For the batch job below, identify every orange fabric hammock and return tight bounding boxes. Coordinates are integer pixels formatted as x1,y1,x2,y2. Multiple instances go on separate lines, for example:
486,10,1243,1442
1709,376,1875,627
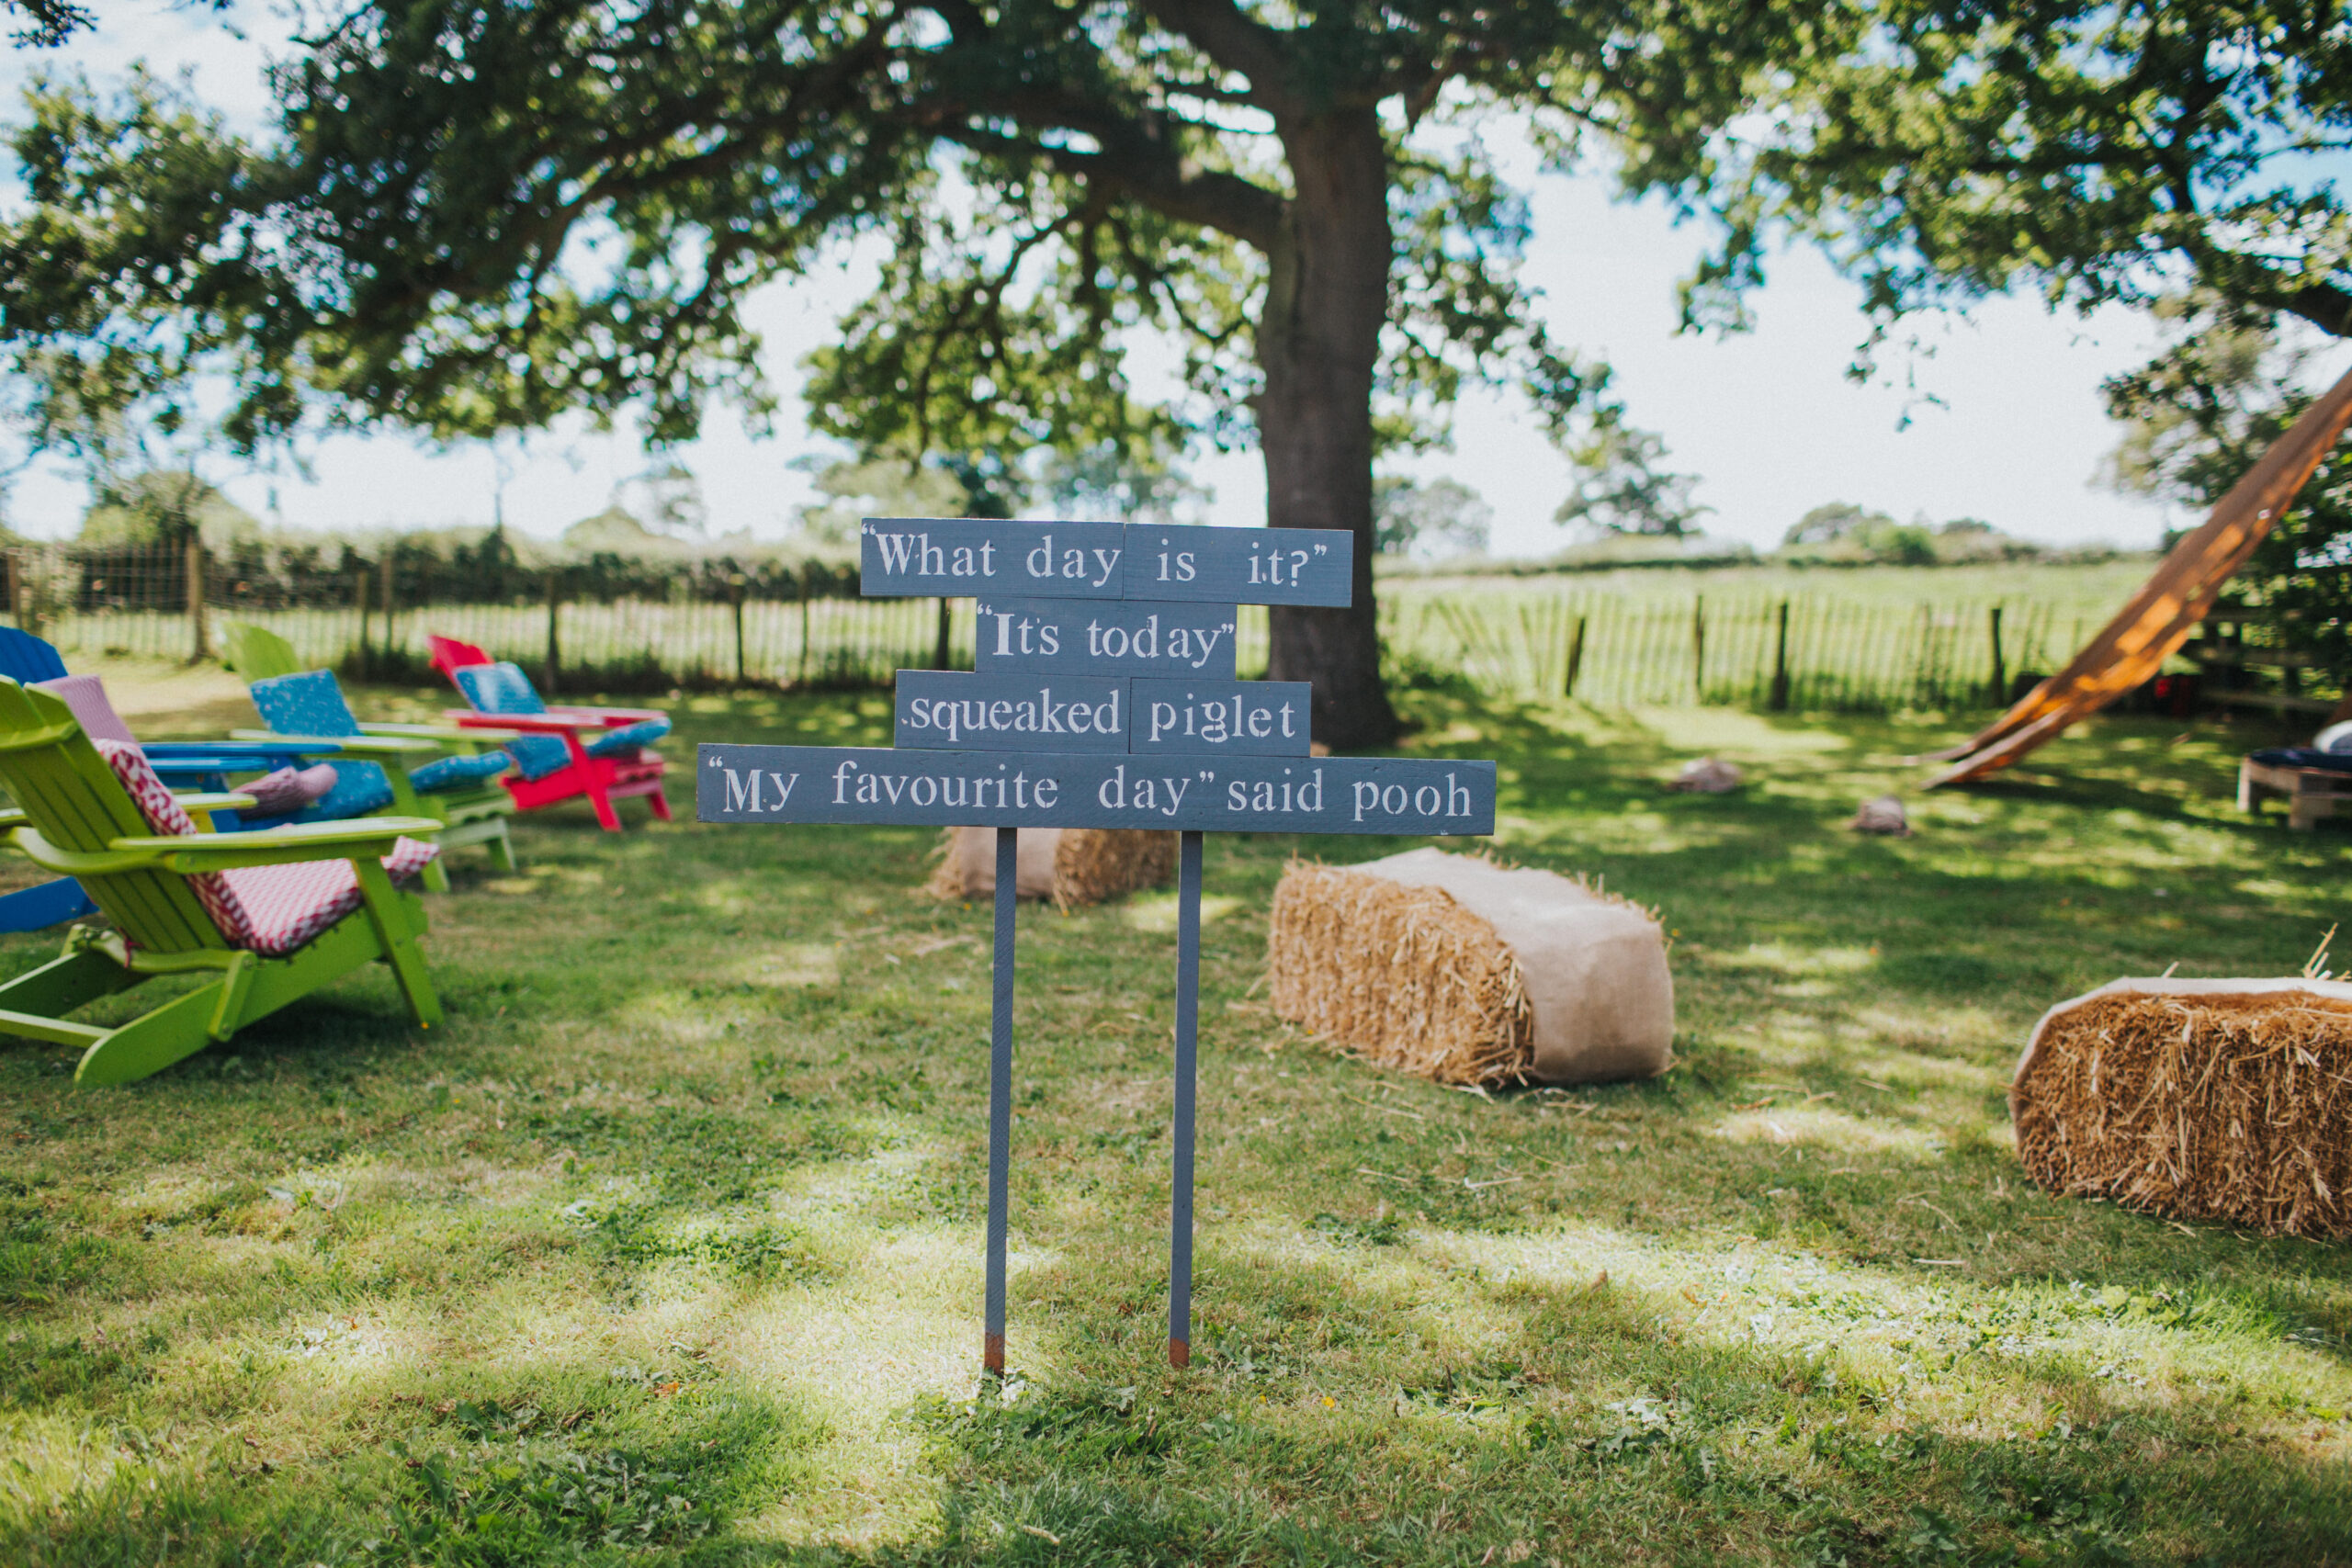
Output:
1928,361,2352,787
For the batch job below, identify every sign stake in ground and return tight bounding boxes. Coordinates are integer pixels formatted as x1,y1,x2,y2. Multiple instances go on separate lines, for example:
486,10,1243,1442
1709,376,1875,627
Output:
1169,829,1204,1367
701,518,1494,1373
986,826,1017,1374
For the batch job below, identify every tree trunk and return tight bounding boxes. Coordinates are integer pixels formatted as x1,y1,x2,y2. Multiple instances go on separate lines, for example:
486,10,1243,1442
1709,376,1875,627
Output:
1257,107,1399,750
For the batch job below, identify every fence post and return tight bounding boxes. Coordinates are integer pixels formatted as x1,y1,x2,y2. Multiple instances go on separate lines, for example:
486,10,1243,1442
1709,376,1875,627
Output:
544,569,563,695
1987,605,2006,705
1563,614,1587,700
730,577,748,685
1770,600,1791,711
1691,595,1706,702
186,541,208,663
798,570,813,686
378,553,396,672
933,596,953,671
354,569,371,680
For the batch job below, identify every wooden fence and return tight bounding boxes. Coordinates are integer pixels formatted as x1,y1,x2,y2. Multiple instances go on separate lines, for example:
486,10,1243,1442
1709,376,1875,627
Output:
2,542,2173,713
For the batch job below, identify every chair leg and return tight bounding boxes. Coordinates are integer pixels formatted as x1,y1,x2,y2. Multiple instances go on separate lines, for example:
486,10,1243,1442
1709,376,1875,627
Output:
0,946,134,1020
484,818,518,872
75,984,223,1087
586,779,623,832
646,782,673,822
353,860,443,1028
418,854,452,894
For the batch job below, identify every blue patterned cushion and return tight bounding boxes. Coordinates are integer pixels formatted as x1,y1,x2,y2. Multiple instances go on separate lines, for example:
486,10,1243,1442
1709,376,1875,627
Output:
304,761,397,819
250,671,362,738
410,750,513,793
584,717,670,757
453,662,548,716
504,734,573,781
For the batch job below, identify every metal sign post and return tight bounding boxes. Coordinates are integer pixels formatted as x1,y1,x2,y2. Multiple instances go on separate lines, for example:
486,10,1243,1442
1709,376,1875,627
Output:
1167,830,1204,1366
702,517,1494,1375
985,825,1017,1375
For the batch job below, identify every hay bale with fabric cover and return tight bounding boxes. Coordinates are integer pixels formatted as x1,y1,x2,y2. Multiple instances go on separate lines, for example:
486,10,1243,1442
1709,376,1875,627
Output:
2011,977,2352,1238
1267,848,1674,1087
924,826,1175,908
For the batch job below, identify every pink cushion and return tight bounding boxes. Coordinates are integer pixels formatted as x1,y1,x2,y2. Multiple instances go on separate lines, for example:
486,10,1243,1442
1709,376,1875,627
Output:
93,739,438,956
30,674,139,743
241,763,339,815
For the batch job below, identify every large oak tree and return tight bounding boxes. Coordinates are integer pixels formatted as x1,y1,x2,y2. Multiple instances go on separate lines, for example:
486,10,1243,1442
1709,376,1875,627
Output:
0,0,1830,746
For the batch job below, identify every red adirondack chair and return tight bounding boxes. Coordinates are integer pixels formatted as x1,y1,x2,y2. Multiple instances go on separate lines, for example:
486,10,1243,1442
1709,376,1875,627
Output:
426,637,673,831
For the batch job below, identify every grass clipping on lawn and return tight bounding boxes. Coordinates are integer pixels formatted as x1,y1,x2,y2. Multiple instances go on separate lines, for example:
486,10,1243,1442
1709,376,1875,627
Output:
924,826,1176,910
2011,979,2352,1238
1267,860,1534,1087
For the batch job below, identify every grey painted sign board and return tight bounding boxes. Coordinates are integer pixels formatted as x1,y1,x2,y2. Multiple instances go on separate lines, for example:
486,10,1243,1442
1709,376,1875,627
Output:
895,671,1130,754
892,671,1316,757
1128,678,1311,756
861,519,1351,607
972,598,1238,677
1119,525,1350,606
699,745,1495,836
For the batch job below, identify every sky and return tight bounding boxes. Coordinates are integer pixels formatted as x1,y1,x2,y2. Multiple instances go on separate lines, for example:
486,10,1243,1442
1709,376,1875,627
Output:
0,2,2218,556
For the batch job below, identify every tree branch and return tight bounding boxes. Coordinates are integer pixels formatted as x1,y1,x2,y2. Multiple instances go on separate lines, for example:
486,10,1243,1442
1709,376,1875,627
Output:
1136,0,1295,112
940,122,1283,251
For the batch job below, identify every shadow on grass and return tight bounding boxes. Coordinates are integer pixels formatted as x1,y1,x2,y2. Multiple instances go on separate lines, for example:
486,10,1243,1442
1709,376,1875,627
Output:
7,683,2352,1565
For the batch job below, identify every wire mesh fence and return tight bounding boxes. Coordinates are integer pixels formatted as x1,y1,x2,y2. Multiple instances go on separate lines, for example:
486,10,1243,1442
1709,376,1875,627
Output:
1370,589,2086,712
1,540,2149,713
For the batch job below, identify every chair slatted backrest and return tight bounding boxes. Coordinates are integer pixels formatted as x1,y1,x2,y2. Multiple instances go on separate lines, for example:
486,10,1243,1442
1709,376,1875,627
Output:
249,671,363,739
451,662,548,717
429,636,493,681
220,623,305,681
0,628,69,685
0,682,228,953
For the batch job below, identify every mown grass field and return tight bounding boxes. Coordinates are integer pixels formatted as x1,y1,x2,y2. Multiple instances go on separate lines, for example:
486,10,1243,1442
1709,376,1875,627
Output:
2,666,2349,1565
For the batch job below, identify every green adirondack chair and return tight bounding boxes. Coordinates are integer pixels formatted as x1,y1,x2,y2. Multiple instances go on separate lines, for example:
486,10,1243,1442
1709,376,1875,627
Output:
220,622,307,681
0,679,446,1086
220,621,522,886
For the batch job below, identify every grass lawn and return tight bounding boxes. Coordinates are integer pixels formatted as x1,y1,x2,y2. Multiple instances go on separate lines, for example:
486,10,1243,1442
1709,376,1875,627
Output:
3,668,2350,1565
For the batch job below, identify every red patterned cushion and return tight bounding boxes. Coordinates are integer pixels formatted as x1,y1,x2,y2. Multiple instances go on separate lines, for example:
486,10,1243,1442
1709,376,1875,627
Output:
93,739,438,956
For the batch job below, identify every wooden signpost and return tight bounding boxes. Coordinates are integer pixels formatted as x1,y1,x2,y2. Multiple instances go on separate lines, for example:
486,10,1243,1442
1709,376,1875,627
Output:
701,519,1495,1372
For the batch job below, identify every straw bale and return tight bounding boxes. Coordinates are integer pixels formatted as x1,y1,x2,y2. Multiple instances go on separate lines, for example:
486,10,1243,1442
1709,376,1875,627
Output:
1051,828,1178,911
1267,861,1534,1086
923,825,1175,908
2011,977,2352,1238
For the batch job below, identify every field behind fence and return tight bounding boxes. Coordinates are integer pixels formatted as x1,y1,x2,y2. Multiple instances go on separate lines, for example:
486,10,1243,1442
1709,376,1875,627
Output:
2,543,2176,712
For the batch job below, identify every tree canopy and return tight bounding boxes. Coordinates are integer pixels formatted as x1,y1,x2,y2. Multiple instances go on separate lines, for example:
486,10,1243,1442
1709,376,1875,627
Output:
0,0,1825,744
14,0,2346,739
1670,0,2352,345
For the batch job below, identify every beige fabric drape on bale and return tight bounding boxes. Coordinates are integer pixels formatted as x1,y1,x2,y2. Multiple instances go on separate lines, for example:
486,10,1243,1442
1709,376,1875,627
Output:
1928,361,2352,788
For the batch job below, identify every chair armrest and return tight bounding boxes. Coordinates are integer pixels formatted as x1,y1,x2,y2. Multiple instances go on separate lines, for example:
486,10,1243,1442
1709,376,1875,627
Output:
443,710,596,735
148,754,312,777
170,791,260,832
169,792,260,814
357,721,526,743
547,705,666,728
142,739,345,758
231,729,442,755
0,794,257,838
107,816,444,872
